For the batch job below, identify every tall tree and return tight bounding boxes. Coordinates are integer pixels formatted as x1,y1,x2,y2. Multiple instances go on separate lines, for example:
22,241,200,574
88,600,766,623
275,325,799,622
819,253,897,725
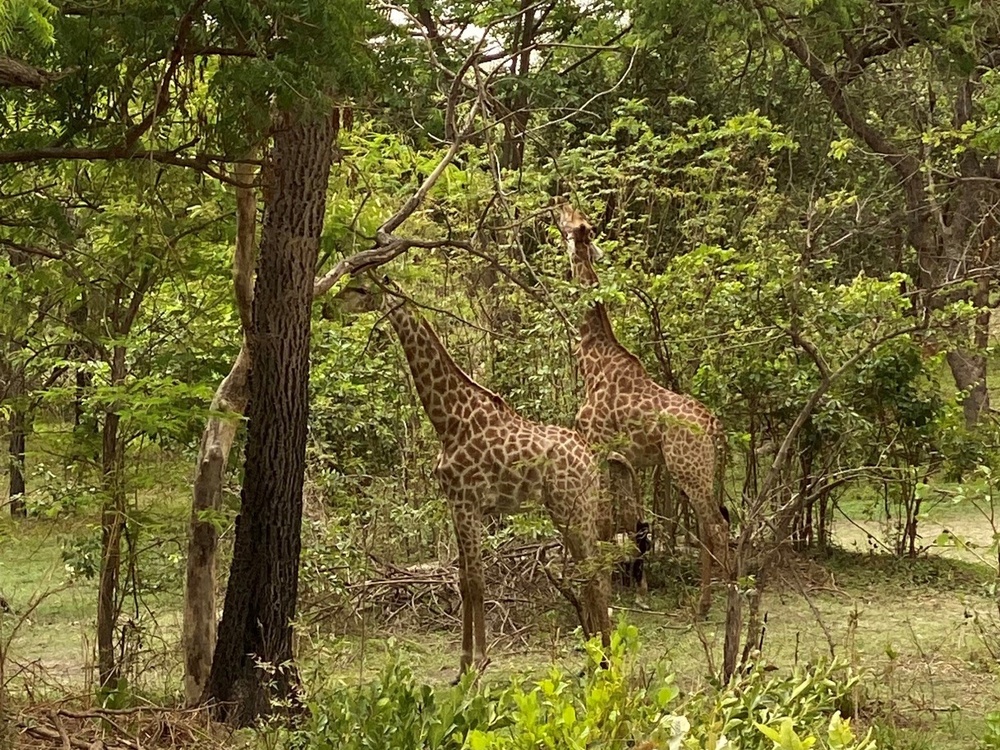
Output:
201,109,338,723
740,0,1000,425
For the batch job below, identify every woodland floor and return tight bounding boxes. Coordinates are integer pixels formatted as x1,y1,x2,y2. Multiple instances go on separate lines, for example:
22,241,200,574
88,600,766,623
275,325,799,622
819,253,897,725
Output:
1,443,999,749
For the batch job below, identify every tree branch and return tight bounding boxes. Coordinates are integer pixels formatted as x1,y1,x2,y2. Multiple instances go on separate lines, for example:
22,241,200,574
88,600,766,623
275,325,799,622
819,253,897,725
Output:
121,0,208,151
755,321,928,507
0,57,73,89
0,238,63,260
312,237,471,298
753,1,921,182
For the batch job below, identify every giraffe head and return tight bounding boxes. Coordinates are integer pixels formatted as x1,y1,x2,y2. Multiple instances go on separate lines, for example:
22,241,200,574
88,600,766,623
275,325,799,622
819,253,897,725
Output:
555,200,602,261
554,199,602,286
327,273,402,318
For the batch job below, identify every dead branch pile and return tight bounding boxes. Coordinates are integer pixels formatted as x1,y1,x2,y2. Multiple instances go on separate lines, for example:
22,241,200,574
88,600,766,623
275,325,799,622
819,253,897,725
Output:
302,540,580,640
9,704,226,750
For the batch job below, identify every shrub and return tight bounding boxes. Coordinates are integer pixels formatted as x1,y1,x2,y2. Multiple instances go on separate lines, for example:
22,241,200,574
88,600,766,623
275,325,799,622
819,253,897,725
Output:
265,623,877,750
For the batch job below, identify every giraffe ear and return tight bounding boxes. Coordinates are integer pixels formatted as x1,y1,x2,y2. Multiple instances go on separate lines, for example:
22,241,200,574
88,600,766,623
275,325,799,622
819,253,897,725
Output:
590,241,603,262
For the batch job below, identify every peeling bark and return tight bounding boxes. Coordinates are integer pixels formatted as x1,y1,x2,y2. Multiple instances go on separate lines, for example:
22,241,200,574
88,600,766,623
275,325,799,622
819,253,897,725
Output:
182,160,257,705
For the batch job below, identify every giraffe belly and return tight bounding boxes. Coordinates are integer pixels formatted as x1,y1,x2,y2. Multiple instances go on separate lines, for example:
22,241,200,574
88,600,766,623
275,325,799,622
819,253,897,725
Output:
484,473,539,516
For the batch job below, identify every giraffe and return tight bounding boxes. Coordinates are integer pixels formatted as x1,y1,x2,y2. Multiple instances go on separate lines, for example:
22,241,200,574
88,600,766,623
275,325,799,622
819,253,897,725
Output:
333,274,612,677
555,201,730,616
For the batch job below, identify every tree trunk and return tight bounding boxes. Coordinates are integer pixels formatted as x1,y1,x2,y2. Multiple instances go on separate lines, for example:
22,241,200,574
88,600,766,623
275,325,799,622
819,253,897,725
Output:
70,292,95,431
183,160,257,705
939,240,992,427
202,110,336,725
7,349,26,518
7,247,28,518
946,346,989,428
97,344,126,688
8,408,26,518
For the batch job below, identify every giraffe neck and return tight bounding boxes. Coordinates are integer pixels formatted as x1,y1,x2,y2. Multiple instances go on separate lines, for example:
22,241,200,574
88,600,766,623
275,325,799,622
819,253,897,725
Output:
385,300,507,438
571,244,628,360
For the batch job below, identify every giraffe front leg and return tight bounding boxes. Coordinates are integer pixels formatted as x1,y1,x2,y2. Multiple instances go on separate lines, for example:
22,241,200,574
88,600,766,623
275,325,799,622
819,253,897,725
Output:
609,455,648,605
451,497,489,680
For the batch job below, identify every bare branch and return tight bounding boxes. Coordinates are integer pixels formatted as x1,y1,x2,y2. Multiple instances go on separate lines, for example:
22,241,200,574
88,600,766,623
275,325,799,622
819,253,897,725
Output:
313,237,471,298
0,57,73,89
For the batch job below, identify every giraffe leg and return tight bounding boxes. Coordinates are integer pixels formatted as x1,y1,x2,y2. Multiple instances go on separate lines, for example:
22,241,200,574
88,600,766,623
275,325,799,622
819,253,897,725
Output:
449,495,488,679
456,544,474,674
609,455,647,601
470,554,489,672
545,494,612,667
670,455,728,619
698,540,713,618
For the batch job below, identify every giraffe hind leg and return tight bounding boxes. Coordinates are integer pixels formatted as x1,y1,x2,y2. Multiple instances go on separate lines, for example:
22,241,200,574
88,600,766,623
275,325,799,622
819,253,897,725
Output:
544,495,612,666
608,455,647,598
670,468,726,618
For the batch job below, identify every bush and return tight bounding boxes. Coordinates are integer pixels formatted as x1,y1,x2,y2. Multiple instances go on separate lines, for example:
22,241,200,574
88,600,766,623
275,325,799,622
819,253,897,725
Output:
264,624,877,750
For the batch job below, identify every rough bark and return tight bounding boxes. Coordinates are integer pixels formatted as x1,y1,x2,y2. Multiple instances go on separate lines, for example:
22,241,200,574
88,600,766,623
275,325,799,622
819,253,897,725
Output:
185,110,471,707
182,160,257,705
202,111,336,725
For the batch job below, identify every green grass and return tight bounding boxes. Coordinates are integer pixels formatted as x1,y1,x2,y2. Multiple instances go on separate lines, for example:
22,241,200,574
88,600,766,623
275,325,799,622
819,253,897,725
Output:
2,428,1000,747
1,424,196,698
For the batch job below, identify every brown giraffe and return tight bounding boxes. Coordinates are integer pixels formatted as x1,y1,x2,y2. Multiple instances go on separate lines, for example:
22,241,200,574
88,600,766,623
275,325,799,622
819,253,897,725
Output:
333,274,612,677
556,201,730,616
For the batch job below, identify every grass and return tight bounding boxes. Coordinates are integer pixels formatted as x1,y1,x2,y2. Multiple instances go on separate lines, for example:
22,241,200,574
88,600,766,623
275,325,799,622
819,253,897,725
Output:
2,433,1000,748
1,423,196,699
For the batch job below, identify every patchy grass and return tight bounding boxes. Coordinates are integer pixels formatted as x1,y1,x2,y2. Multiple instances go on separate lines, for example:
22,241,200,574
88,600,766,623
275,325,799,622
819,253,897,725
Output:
2,434,1000,747
0,428,197,699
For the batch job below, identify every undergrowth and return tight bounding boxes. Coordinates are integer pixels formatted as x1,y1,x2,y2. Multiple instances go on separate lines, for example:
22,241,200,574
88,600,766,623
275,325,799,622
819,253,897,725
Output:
261,623,876,750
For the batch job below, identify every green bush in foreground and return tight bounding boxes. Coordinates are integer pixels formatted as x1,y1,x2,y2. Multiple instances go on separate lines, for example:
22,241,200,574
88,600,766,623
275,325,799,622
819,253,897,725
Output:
270,624,875,750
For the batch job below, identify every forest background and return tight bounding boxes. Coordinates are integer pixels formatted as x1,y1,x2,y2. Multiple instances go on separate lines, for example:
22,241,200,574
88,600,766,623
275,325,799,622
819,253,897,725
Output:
2,0,1000,748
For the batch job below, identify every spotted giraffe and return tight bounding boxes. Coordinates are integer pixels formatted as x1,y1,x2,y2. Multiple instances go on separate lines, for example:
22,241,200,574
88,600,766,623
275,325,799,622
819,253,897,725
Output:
556,201,730,616
333,274,612,677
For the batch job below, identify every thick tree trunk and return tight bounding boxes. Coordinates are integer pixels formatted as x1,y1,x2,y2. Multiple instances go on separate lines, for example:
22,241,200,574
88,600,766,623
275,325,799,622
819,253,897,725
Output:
97,344,126,688
202,111,336,725
947,349,990,426
183,160,257,705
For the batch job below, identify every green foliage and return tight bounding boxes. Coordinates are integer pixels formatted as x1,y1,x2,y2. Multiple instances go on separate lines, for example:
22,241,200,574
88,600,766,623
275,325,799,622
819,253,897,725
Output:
265,624,877,750
279,653,507,750
981,711,1000,749
0,0,55,52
